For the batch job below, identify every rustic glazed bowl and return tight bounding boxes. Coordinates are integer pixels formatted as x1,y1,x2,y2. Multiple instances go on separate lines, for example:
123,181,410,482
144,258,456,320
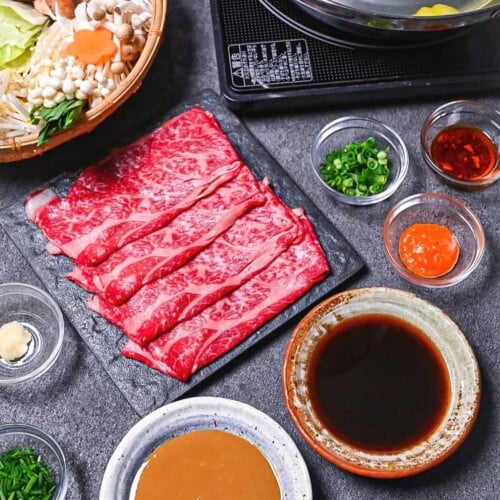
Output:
100,397,312,500
282,287,481,478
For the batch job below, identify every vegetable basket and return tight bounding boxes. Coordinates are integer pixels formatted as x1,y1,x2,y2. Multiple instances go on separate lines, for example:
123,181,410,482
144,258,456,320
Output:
0,0,167,163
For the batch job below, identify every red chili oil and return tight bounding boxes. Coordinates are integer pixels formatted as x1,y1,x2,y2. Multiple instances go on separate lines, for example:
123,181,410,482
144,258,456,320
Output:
431,124,498,181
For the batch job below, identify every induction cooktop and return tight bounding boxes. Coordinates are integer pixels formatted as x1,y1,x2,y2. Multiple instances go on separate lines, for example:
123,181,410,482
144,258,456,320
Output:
209,0,500,110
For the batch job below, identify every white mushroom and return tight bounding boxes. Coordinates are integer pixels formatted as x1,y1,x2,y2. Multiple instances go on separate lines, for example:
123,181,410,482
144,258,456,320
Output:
75,89,88,100
30,88,42,99
91,96,103,107
88,2,106,21
116,23,134,42
110,61,125,74
79,80,94,94
115,1,142,15
103,0,116,14
106,78,116,90
62,79,76,94
134,34,146,50
42,87,57,98
50,67,66,80
139,11,151,23
121,43,137,62
103,20,118,33
131,13,141,29
54,91,66,103
43,97,56,108
74,2,94,31
71,66,85,80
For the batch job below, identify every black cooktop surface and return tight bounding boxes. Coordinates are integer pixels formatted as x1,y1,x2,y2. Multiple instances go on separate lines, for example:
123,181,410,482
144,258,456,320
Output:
210,0,500,110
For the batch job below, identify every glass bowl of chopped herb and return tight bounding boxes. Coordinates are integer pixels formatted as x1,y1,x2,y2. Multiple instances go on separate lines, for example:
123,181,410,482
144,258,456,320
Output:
311,117,409,205
0,423,68,499
0,283,64,385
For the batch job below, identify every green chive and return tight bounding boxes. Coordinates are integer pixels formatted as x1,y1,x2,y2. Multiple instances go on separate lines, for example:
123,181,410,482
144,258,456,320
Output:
0,447,56,499
319,137,392,198
29,98,87,147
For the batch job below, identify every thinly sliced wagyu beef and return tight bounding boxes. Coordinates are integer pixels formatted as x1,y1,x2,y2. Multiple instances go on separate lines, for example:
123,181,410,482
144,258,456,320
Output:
25,104,331,384
67,166,266,305
88,184,303,346
123,216,330,381
25,107,242,266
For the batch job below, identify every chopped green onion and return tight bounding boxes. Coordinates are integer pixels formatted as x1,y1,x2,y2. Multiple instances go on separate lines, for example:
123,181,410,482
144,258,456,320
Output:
0,447,56,499
319,137,391,198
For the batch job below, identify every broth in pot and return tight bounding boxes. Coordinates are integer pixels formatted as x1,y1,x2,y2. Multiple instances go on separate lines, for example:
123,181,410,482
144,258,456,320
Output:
287,0,499,38
328,0,492,16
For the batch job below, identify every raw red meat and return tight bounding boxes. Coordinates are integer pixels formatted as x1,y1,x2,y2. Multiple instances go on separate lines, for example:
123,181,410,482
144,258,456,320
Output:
122,216,330,381
88,184,303,346
25,107,242,266
67,165,266,305
122,341,180,379
64,107,237,199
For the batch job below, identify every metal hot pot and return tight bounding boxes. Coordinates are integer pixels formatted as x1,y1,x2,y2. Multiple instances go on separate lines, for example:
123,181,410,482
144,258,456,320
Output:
288,0,500,40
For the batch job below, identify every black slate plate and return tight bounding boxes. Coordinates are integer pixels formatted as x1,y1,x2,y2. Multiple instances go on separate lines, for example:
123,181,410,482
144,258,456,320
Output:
0,89,363,416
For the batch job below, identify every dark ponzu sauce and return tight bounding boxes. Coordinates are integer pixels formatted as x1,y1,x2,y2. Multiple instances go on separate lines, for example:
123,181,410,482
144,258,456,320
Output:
431,124,497,181
307,314,451,453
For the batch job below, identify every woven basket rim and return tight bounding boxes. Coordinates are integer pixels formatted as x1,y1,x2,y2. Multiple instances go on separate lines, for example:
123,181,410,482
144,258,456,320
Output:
0,0,167,163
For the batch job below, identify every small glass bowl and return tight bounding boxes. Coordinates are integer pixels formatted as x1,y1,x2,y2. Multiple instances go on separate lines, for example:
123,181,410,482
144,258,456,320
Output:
421,100,500,189
383,193,485,287
311,116,409,206
0,283,64,385
0,423,68,499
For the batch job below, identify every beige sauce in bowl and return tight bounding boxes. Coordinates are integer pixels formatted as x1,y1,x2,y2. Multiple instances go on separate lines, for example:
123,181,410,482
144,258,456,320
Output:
134,429,281,500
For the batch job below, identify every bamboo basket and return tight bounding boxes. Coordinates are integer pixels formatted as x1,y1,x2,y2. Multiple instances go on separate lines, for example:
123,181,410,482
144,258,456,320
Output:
0,0,167,163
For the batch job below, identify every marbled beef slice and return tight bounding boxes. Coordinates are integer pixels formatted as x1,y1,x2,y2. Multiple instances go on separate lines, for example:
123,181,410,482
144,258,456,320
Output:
123,216,330,381
25,107,242,266
89,183,303,346
67,165,266,305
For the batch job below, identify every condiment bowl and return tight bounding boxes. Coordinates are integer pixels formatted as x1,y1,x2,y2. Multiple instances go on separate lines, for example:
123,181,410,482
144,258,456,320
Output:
421,100,500,189
0,423,68,499
101,397,312,500
0,283,64,385
383,193,485,287
311,116,409,206
282,287,480,478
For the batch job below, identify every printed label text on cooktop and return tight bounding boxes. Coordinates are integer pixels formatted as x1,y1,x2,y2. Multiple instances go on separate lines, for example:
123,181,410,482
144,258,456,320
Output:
228,39,313,88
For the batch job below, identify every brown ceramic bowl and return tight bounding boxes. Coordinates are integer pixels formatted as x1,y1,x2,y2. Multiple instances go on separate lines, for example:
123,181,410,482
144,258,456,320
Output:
282,287,481,478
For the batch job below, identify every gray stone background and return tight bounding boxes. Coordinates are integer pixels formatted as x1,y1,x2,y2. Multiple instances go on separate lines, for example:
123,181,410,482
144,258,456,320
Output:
0,1,498,499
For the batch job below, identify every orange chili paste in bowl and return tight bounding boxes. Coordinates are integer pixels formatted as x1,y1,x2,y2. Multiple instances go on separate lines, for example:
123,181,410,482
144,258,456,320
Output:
398,223,460,278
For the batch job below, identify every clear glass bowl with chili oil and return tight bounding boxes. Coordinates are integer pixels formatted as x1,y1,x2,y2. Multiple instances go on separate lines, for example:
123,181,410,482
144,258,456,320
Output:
421,100,500,189
383,193,485,287
311,116,409,205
